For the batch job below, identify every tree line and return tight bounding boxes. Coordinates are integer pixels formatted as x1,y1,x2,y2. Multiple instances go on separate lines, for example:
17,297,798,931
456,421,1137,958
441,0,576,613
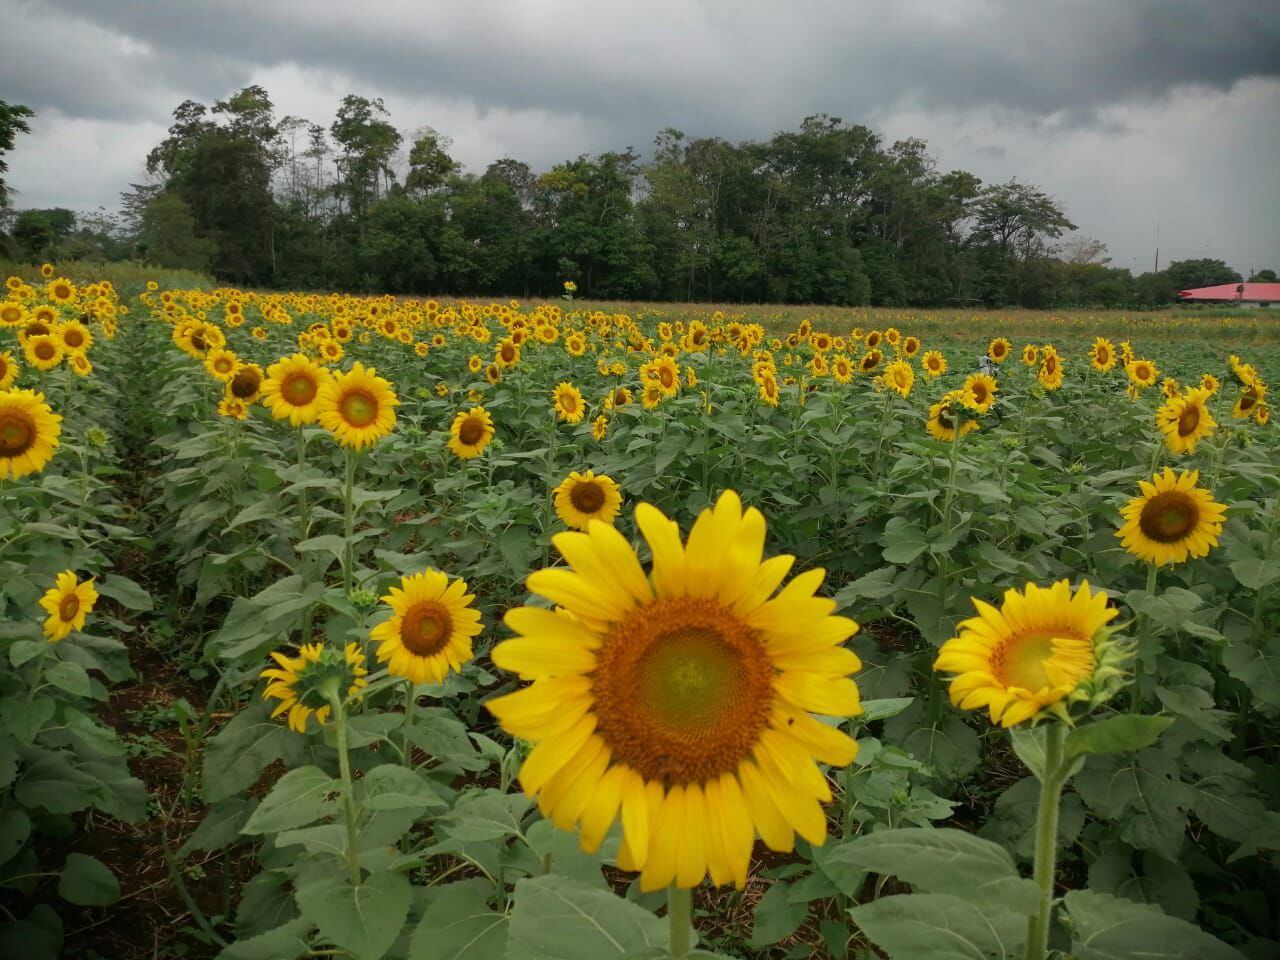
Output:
0,89,1269,306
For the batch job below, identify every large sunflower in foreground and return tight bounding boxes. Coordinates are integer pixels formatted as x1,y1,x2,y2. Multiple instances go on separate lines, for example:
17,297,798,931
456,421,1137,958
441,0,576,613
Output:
934,580,1117,727
1117,467,1226,566
0,388,62,479
554,470,622,531
318,362,399,450
1156,387,1215,455
261,642,369,733
261,353,332,426
371,569,481,685
448,406,495,459
39,570,98,642
487,491,862,892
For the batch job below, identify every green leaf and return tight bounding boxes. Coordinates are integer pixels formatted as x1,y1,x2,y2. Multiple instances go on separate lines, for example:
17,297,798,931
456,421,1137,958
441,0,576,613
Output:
440,790,531,843
408,880,508,959
1066,716,1174,760
58,853,120,906
0,808,31,866
1062,890,1246,960
506,874,667,959
44,660,92,698
1009,727,1047,779
824,828,1036,911
849,892,1027,959
9,640,44,667
857,698,915,723
216,917,313,960
203,705,296,803
96,574,154,612
295,870,411,960
749,881,808,949
881,518,929,564
180,798,259,857
359,763,444,813
242,765,339,835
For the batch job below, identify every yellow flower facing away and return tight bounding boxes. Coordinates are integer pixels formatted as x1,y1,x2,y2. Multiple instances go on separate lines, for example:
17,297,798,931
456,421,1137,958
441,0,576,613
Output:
487,490,862,892
0,388,62,479
1117,467,1227,566
448,406,495,460
318,361,399,450
261,353,332,427
1156,387,1216,455
552,381,586,424
261,642,369,734
554,470,622,531
371,570,482,685
39,570,98,642
934,580,1118,727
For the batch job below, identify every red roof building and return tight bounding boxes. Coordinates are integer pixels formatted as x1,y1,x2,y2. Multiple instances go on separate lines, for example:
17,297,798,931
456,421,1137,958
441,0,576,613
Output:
1179,282,1280,306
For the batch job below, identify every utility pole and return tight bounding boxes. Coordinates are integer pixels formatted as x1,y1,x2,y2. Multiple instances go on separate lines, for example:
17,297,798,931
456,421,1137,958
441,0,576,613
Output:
1153,221,1160,273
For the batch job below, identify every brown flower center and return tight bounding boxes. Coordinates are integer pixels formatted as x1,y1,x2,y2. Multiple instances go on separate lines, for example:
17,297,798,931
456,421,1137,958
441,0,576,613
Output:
568,480,606,514
339,389,377,426
591,597,773,787
0,413,35,456
283,372,318,405
400,601,452,656
1177,404,1201,437
1138,491,1197,544
230,368,262,399
458,417,485,446
59,594,80,622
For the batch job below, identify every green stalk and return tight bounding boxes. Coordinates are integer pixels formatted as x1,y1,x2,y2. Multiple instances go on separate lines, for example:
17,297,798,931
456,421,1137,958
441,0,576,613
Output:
1024,723,1066,960
342,448,357,597
328,690,363,887
401,679,417,762
1131,563,1158,712
667,886,693,957
296,428,311,538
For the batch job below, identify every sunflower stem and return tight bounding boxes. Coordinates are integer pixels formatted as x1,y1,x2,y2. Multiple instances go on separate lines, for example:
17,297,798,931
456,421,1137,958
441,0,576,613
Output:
1131,563,1158,712
328,691,363,887
667,885,694,957
296,428,311,538
342,448,357,598
401,679,417,762
1024,723,1066,960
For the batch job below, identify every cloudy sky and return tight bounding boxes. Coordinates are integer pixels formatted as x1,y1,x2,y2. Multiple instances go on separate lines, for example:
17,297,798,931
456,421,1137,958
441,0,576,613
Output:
4,0,1279,274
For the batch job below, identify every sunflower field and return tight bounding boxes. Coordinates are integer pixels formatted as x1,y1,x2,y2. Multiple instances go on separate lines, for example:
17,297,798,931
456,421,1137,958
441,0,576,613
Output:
1,266,1278,960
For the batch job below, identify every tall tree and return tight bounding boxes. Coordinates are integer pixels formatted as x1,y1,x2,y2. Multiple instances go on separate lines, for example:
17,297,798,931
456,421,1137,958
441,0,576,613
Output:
330,95,402,222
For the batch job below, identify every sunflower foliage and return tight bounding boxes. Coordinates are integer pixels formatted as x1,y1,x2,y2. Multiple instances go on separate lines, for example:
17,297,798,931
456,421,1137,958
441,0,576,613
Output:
0,273,154,955
4,277,1280,959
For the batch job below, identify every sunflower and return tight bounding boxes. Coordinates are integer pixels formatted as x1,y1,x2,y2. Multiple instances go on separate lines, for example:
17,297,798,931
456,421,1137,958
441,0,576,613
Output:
757,374,780,406
554,470,623,531
831,355,853,384
933,580,1117,727
204,348,240,382
0,389,61,479
1022,344,1038,367
553,382,586,423
496,338,520,368
218,395,248,420
644,357,681,397
1039,351,1064,391
1088,337,1116,372
987,338,1011,364
0,300,27,328
565,332,587,357
1117,468,1227,566
592,414,610,441
1160,377,1180,400
921,351,947,378
962,373,998,413
0,350,18,390
40,263,55,279
222,363,263,405
880,360,914,398
1126,359,1158,389
487,491,861,891
24,335,64,372
1200,373,1220,395
448,406,495,459
261,642,369,733
1233,382,1267,420
46,278,76,305
319,340,344,365
39,570,98,642
1257,403,1271,426
1156,388,1215,454
371,570,481,685
859,349,882,373
927,391,980,443
319,362,399,450
57,320,93,355
901,335,921,358
69,354,92,378
262,353,331,426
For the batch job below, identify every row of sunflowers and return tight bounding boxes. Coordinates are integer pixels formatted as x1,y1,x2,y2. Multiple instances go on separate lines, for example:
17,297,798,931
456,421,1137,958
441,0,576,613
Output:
1,270,1277,959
